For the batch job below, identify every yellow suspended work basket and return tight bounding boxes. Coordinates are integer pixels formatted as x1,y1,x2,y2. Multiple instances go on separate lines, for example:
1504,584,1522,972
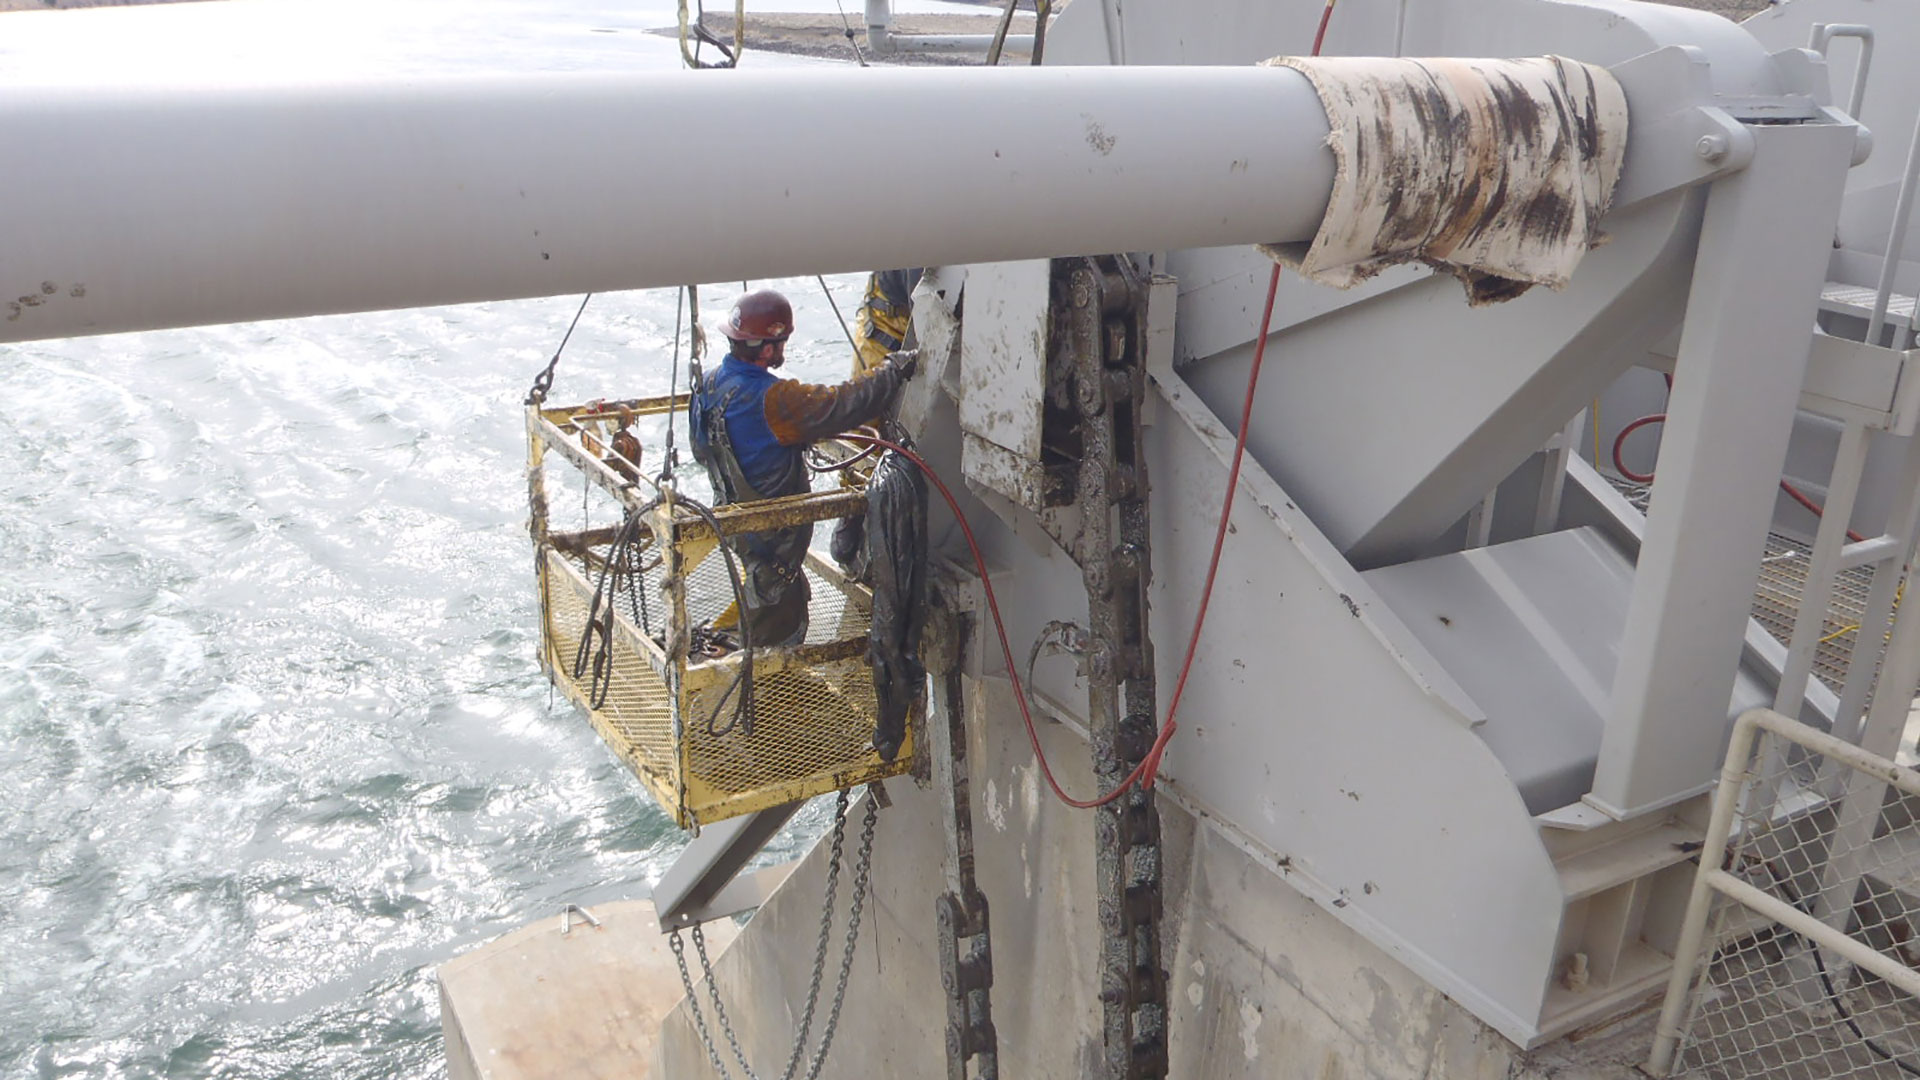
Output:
527,394,915,829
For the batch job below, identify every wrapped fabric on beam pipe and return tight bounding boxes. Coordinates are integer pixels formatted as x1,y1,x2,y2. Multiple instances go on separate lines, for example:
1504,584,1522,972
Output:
1262,55,1629,305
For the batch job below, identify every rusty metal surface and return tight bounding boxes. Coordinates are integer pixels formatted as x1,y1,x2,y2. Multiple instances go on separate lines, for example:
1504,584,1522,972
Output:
926,595,999,1080
1066,258,1168,1080
667,487,869,543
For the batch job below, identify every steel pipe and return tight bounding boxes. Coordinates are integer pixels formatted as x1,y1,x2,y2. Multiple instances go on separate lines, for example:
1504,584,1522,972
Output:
0,66,1334,342
875,33,1036,54
863,0,1033,56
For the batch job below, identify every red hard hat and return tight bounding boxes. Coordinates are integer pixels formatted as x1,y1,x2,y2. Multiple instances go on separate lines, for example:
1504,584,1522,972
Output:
722,290,795,344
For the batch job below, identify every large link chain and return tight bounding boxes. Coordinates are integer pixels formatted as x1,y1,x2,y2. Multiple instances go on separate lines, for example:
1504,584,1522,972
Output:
1065,257,1167,1079
668,788,880,1080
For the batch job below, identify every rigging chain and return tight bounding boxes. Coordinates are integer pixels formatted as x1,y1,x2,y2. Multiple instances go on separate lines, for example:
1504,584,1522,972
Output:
669,789,881,1080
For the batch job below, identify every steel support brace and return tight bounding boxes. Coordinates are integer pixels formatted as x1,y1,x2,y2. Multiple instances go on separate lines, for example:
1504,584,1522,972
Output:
927,596,998,1079
1590,120,1859,819
651,801,803,932
1067,259,1168,1079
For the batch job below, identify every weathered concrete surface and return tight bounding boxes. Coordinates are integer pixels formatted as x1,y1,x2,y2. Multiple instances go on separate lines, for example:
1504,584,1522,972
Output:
439,899,736,1080
654,677,1651,1078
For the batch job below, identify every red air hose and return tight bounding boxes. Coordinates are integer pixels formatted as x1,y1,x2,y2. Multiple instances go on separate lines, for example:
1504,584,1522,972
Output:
1310,0,1338,56
1612,376,1863,544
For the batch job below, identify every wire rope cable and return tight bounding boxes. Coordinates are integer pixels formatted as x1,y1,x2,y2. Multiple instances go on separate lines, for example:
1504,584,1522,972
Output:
831,0,869,66
525,293,593,405
816,274,861,362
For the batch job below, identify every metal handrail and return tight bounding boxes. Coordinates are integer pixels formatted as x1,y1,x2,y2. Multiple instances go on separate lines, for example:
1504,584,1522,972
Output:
1864,107,1920,348
1809,23,1874,119
1811,22,1920,349
863,0,1033,55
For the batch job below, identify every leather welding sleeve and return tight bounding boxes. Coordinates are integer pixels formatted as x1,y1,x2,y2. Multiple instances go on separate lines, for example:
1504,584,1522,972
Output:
762,360,910,447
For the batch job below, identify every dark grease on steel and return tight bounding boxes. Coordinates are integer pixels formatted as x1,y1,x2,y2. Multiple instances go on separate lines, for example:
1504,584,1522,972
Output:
1082,115,1117,156
1575,72,1603,161
1486,72,1544,147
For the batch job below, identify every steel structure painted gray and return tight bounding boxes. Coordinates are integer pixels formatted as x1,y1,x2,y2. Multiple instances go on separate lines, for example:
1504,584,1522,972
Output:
652,801,803,932
0,66,1332,343
864,0,1033,56
1591,121,1858,819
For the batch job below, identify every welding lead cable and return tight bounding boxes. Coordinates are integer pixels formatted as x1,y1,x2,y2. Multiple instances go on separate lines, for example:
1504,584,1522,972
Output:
672,494,759,739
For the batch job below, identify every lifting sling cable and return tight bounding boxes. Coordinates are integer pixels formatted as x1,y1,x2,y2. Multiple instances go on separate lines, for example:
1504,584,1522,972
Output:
678,0,746,69
831,0,869,66
815,275,860,362
524,293,592,406
523,285,759,734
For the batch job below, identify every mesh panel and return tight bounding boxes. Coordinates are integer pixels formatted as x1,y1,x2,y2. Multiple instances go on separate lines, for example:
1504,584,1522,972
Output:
1669,723,1920,1080
532,402,913,828
1606,476,1884,693
541,538,910,828
1751,535,1881,694
541,549,679,805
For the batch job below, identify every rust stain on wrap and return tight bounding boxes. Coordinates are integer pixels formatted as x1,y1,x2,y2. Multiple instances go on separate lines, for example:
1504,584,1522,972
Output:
1260,55,1627,305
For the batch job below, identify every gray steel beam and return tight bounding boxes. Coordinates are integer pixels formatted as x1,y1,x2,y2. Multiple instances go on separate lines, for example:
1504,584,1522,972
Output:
652,802,803,932
0,66,1332,342
1589,120,1859,819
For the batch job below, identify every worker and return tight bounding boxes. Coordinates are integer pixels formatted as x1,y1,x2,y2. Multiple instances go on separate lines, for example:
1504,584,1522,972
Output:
853,269,924,376
691,289,917,648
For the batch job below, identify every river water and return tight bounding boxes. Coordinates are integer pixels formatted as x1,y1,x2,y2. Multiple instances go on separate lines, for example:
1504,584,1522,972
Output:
0,274,885,1078
5,2,986,1072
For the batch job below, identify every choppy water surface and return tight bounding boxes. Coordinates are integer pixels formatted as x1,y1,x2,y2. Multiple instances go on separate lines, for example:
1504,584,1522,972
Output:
0,279,867,1078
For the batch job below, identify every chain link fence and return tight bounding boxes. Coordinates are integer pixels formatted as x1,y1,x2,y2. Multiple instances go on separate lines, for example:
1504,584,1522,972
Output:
1651,709,1920,1080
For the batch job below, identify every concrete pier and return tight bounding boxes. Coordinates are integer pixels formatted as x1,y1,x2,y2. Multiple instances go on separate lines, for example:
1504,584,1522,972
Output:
439,900,735,1080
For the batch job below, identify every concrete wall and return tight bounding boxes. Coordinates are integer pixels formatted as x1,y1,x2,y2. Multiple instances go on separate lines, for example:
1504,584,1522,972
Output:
655,678,1648,1079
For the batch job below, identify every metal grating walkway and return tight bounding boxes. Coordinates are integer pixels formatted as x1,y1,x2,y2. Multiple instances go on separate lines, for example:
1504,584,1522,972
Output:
1609,478,1878,692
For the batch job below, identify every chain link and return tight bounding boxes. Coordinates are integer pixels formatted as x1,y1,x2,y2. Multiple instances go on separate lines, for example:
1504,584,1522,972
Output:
669,788,879,1080
670,929,741,1080
781,788,851,1080
693,923,759,1079
806,793,880,1080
